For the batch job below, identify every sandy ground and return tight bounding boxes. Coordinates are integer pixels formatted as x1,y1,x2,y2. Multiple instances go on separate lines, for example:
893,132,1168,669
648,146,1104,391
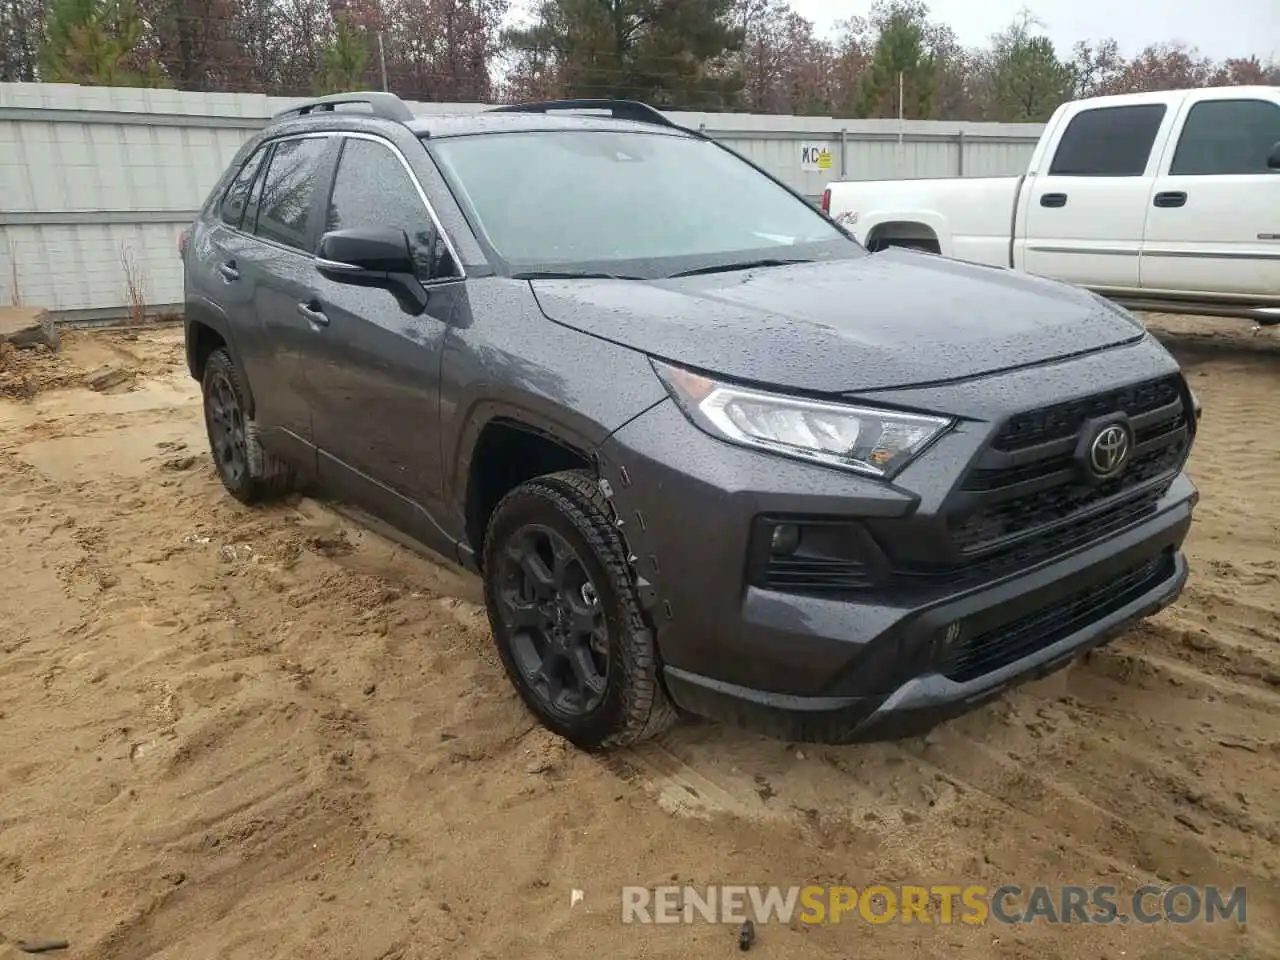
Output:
0,316,1277,959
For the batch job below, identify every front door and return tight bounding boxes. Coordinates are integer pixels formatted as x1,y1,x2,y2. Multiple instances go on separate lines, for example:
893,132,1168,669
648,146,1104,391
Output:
1019,101,1170,291
1140,94,1280,299
306,134,466,551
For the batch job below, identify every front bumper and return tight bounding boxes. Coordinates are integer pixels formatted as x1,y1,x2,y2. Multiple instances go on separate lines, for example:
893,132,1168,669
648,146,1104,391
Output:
596,386,1196,745
663,525,1189,744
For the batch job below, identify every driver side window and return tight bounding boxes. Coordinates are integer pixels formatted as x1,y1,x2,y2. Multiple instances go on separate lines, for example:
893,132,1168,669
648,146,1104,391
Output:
326,137,459,281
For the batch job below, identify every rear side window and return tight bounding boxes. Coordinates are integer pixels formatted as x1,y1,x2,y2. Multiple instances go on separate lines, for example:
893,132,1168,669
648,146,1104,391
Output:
325,137,457,279
1169,99,1280,175
254,136,333,251
1048,104,1167,177
219,147,268,228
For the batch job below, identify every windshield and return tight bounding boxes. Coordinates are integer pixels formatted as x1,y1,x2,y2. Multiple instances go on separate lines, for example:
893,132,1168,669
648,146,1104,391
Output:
426,130,861,278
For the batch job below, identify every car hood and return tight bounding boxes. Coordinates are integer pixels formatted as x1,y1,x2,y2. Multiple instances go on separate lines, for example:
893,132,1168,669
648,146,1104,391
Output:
529,248,1146,394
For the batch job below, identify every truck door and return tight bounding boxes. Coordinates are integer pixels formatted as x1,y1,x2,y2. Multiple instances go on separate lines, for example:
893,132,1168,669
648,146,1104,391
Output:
1018,101,1171,291
1140,92,1280,298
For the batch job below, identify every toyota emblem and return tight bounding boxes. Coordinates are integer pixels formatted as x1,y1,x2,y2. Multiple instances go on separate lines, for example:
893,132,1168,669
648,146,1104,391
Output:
1089,424,1130,477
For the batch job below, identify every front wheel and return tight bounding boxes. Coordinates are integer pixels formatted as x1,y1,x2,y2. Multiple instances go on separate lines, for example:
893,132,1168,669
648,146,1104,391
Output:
481,470,676,750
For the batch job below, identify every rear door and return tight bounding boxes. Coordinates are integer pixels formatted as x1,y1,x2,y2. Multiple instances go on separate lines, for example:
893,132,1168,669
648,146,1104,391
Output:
241,133,340,465
1140,92,1280,298
1018,101,1171,290
307,133,466,545
188,144,270,376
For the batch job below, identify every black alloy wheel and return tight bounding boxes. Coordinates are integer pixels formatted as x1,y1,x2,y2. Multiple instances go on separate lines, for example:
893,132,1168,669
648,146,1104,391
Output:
200,348,294,504
497,524,609,716
205,363,247,489
481,470,676,750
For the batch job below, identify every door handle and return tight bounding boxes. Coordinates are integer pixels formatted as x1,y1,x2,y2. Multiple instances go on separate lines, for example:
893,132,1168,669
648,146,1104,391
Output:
297,301,329,327
218,261,239,282
1153,191,1187,208
1040,193,1067,208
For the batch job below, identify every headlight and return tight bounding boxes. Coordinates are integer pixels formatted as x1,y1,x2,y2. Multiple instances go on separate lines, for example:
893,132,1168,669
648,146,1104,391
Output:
652,359,953,478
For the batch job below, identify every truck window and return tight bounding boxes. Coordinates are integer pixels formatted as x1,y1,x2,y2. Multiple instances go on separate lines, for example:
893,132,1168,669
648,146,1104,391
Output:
1168,99,1280,176
1048,104,1167,177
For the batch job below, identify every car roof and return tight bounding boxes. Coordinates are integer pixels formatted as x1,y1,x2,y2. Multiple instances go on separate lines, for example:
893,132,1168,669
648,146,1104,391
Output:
402,111,693,139
264,95,702,143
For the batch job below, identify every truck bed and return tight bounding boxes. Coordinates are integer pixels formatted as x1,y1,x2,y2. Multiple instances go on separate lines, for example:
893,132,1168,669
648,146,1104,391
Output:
825,176,1025,266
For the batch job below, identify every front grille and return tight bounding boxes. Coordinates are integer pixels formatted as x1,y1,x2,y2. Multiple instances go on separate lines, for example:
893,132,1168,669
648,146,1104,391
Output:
939,552,1174,683
947,374,1190,563
952,441,1184,552
992,377,1182,452
764,556,874,592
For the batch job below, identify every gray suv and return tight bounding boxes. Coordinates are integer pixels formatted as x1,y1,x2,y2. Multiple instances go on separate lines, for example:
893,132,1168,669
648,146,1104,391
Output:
182,92,1200,750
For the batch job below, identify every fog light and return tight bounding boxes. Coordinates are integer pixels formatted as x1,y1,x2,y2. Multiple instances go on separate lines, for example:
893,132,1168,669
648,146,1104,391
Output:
770,523,802,555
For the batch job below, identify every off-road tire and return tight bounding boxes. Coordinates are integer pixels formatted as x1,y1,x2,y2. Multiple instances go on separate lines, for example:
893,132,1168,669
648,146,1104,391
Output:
482,469,678,750
201,348,294,504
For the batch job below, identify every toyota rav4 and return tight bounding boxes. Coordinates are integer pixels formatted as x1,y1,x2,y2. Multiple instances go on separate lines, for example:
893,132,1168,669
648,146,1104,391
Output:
182,93,1200,750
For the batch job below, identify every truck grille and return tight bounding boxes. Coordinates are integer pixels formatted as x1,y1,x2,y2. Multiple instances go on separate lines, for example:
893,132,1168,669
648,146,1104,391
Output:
939,551,1174,683
948,374,1189,562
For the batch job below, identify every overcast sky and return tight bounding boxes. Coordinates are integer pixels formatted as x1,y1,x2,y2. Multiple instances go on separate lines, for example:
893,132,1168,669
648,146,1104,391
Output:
784,0,1279,61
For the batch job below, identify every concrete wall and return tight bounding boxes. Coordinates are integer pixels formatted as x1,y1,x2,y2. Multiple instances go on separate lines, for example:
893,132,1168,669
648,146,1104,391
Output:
0,83,1044,321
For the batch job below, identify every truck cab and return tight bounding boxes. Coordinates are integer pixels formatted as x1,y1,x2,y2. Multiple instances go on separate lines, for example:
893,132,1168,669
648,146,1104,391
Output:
823,86,1280,324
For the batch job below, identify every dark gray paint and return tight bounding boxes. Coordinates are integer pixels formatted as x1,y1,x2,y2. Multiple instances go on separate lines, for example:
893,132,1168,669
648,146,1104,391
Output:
596,332,1184,695
531,247,1146,394
183,105,1199,743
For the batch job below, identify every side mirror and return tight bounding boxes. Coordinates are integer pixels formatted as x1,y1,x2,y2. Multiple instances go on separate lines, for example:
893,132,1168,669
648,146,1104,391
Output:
1268,141,1280,170
317,227,415,276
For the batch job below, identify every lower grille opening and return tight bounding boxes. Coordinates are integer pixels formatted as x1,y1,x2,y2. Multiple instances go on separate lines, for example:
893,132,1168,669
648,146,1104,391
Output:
896,489,1164,587
938,552,1175,683
764,556,874,592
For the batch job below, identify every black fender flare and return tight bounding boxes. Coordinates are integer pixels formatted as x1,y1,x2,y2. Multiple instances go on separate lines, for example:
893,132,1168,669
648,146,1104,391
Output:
448,398,606,514
184,297,255,414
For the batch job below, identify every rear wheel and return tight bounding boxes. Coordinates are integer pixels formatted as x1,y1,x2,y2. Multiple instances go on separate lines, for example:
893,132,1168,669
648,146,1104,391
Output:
868,234,940,255
201,348,294,504
481,470,676,750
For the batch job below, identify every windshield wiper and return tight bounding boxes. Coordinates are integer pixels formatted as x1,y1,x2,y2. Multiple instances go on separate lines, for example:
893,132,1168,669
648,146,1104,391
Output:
511,270,644,280
667,258,814,279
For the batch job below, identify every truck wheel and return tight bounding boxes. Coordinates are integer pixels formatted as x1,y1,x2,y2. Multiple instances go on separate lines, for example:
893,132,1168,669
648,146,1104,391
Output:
201,348,294,504
481,469,677,750
871,236,940,255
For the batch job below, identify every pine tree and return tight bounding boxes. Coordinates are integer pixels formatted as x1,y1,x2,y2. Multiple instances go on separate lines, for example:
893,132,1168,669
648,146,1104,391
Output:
318,14,370,94
856,1,935,119
40,0,165,86
503,0,743,108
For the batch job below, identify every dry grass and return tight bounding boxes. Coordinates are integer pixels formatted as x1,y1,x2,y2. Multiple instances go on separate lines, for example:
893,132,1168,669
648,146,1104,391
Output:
119,244,148,325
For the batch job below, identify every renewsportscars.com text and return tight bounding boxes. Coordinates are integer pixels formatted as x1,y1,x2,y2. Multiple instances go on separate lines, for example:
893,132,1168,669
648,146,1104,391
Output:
620,884,1247,926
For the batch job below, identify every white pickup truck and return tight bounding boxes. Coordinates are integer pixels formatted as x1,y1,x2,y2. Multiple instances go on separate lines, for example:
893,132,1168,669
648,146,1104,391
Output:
822,86,1280,324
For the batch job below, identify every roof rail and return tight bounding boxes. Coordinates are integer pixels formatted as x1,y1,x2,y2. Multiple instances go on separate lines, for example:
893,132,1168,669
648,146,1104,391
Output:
271,91,415,124
487,98,678,129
